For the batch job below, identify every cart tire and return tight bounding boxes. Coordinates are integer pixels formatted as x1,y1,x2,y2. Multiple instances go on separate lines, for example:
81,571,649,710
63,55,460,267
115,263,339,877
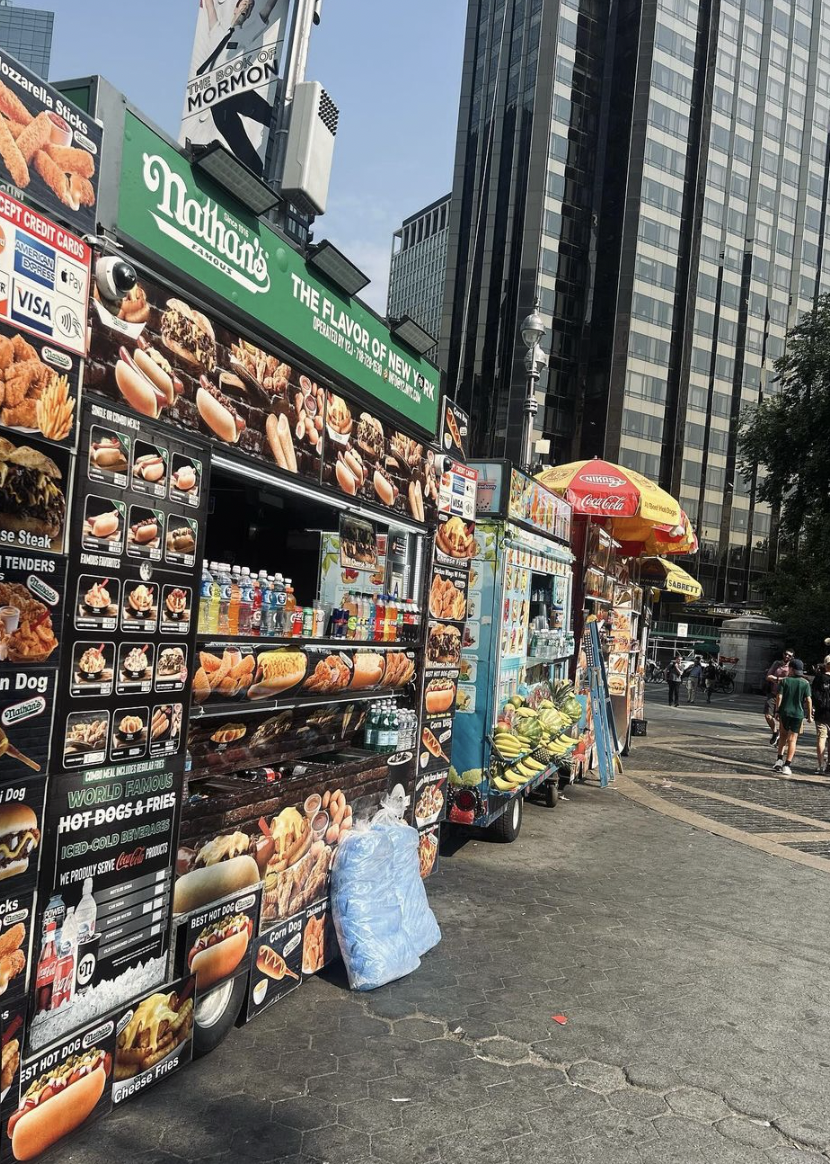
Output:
722,677,735,695
489,795,522,842
193,973,247,1059
545,781,559,809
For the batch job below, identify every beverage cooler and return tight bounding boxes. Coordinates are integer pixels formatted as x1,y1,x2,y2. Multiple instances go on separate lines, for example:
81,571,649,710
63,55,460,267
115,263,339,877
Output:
448,463,584,842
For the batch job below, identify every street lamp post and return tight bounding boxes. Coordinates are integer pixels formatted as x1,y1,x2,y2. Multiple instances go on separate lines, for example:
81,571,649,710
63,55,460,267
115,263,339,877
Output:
520,300,547,472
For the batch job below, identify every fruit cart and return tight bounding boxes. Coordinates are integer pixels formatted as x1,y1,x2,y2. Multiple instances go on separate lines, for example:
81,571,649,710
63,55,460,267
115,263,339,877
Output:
448,463,578,841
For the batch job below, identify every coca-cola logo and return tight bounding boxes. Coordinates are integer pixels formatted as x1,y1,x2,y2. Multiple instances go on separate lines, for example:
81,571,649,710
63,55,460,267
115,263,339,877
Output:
581,494,629,512
581,474,626,488
116,847,146,871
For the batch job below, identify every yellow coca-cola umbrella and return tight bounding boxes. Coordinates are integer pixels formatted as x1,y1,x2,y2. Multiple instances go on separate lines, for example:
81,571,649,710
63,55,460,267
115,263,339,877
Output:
536,458,682,526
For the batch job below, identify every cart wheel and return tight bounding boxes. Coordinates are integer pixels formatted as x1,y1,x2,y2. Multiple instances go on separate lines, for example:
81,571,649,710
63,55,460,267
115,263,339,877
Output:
488,794,522,842
193,973,247,1059
545,781,559,809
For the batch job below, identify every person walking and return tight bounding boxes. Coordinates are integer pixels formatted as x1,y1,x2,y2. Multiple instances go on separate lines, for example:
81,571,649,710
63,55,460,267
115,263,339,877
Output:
665,653,683,707
811,663,830,774
773,658,813,775
764,648,794,745
704,657,718,703
684,656,703,704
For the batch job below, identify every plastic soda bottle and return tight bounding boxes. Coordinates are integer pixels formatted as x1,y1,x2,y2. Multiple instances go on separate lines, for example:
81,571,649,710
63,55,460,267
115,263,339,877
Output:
228,566,242,635
217,563,232,634
238,567,253,635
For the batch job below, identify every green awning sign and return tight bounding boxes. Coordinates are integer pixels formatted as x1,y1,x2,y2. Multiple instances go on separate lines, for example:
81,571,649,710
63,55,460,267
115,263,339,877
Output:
116,111,440,435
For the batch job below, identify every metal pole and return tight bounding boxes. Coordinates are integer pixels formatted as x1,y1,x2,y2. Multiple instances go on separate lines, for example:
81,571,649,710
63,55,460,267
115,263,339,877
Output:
271,0,316,191
521,351,540,472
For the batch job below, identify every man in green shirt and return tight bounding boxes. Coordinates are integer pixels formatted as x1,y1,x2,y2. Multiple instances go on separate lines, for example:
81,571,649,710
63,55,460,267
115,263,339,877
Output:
774,658,813,776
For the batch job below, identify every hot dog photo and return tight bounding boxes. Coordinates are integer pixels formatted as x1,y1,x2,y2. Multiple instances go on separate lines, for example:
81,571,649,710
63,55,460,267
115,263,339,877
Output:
131,439,167,497
81,496,124,555
176,891,259,996
88,426,129,484
8,1030,113,1163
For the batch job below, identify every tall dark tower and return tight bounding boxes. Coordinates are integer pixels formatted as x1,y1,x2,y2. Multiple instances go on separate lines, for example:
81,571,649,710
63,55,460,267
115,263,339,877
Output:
441,0,830,604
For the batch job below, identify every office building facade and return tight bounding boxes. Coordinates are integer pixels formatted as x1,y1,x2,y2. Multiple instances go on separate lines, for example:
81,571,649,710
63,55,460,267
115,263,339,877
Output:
388,194,451,362
441,0,830,602
0,1,52,77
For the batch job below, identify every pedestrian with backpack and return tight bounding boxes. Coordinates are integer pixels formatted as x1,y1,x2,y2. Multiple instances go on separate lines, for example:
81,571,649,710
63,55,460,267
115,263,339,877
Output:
665,653,683,707
811,663,830,774
773,658,813,776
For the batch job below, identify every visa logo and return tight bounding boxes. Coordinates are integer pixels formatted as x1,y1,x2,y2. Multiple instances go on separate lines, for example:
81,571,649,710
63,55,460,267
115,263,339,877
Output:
11,282,52,335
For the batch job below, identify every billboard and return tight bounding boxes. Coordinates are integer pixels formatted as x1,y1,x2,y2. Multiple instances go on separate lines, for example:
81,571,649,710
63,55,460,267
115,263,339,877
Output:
178,0,291,177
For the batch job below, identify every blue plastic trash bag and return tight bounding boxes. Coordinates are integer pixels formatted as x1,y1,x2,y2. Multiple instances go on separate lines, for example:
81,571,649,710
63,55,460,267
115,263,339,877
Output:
377,822,441,957
331,825,420,991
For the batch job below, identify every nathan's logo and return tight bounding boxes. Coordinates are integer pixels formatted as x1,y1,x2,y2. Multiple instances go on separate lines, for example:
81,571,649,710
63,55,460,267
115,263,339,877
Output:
582,473,626,488
142,153,270,295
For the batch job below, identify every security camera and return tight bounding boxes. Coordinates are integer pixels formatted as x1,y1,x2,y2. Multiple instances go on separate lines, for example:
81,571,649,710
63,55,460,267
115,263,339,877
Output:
95,256,137,302
442,456,453,473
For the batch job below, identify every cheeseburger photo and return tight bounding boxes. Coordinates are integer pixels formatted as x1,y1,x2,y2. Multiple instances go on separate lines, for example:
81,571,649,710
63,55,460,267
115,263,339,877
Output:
0,804,40,880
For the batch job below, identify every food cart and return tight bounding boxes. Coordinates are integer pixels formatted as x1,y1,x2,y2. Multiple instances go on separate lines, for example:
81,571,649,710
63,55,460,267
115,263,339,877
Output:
0,75,473,1161
448,462,581,842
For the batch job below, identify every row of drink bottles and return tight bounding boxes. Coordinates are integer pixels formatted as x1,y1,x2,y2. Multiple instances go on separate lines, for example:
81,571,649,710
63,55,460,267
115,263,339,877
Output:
199,561,301,637
330,592,421,644
198,562,422,643
364,702,417,752
35,879,98,1015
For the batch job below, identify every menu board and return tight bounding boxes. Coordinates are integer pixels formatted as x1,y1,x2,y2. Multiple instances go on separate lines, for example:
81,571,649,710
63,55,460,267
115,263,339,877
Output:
507,468,571,543
28,401,209,1052
415,461,477,876
439,398,469,461
86,264,437,526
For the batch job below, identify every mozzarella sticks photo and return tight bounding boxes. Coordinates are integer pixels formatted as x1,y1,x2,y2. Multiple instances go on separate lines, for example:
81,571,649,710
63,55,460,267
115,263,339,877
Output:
0,79,97,215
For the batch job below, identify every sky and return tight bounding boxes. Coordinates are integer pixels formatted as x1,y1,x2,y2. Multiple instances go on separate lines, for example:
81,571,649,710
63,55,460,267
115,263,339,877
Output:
27,0,467,312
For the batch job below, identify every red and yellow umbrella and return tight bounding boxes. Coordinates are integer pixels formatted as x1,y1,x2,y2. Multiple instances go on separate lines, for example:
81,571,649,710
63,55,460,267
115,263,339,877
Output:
612,510,698,557
536,458,682,526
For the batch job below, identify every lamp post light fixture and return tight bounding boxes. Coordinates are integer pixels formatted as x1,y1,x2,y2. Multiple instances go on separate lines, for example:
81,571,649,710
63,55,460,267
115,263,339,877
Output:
519,299,547,471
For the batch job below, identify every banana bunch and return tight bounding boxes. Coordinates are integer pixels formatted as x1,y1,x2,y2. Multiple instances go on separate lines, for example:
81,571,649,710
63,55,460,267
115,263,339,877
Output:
493,728,526,759
492,755,546,791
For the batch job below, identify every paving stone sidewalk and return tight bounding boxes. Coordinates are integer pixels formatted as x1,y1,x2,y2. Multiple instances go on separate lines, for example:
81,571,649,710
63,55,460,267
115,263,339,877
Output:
66,697,830,1164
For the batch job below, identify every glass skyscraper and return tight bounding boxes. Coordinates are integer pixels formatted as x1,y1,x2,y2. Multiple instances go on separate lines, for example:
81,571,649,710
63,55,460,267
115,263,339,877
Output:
0,1,53,78
440,0,830,602
388,194,451,363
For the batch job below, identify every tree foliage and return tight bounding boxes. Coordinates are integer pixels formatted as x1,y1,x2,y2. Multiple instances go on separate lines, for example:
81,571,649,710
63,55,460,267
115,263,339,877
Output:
739,293,830,662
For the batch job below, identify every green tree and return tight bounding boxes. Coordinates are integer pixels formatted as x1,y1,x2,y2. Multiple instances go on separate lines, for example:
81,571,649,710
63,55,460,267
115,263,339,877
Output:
739,293,830,662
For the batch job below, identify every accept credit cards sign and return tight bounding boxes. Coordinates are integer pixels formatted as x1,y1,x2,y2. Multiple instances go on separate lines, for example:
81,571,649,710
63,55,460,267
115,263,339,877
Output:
0,190,90,356
116,112,440,436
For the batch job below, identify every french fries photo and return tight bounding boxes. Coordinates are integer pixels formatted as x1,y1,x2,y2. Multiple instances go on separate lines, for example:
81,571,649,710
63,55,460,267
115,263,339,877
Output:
115,988,194,1081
